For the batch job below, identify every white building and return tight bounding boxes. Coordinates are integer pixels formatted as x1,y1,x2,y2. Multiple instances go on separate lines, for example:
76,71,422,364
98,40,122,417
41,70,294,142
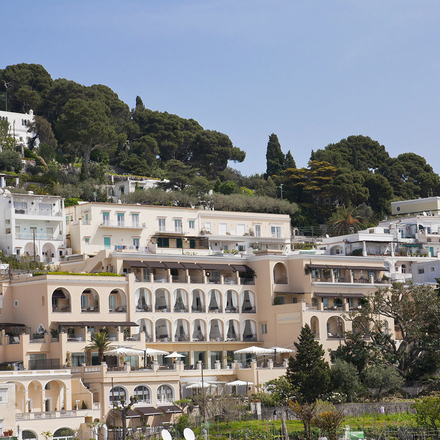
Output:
0,109,37,150
0,192,68,262
106,175,163,202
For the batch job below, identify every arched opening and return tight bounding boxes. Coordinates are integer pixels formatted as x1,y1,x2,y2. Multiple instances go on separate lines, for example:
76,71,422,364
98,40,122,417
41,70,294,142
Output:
225,290,238,313
42,243,56,258
24,242,39,257
273,263,288,284
81,288,100,313
310,316,320,339
135,288,151,312
109,386,127,406
157,384,174,404
242,319,257,341
43,380,63,411
330,245,344,255
226,320,240,341
208,289,222,312
109,289,127,313
136,318,152,342
134,385,151,404
22,431,37,440
352,316,369,337
327,316,344,339
155,319,171,342
173,289,188,312
51,288,71,313
191,289,205,313
241,290,256,313
174,319,190,341
53,429,74,440
192,319,206,341
209,319,223,341
155,288,170,312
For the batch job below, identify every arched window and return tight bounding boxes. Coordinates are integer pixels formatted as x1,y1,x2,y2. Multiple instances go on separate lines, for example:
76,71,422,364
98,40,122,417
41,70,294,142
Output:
134,385,151,404
109,386,126,405
157,384,173,403
273,263,288,284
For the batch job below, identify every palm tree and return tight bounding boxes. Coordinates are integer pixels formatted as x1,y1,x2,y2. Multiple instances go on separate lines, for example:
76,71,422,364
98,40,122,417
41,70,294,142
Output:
328,205,363,236
84,331,112,364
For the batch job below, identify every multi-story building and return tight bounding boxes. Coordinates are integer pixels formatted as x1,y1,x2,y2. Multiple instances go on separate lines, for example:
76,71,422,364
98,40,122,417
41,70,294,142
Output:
0,109,37,150
66,202,291,256
105,175,162,202
0,192,67,262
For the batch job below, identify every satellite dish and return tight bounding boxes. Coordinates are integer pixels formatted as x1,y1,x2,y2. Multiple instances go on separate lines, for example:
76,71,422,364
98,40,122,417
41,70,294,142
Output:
184,428,195,440
161,430,172,440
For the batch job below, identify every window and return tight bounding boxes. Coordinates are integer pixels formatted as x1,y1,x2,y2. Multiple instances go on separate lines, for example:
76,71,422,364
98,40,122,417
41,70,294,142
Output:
255,224,261,237
205,222,212,232
261,324,267,334
157,237,169,248
271,226,282,238
85,237,90,244
190,239,196,249
14,201,27,214
132,214,139,228
237,224,246,236
157,385,173,403
418,268,425,274
109,386,126,405
133,238,140,248
158,218,166,232
134,385,150,403
102,212,109,226
66,216,69,225
104,237,111,250
174,219,182,233
189,220,195,229
176,238,183,248
432,267,435,272
117,213,125,227
219,223,228,235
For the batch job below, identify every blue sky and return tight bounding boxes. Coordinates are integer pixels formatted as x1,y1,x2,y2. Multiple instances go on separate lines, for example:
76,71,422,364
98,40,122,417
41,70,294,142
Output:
3,1,440,177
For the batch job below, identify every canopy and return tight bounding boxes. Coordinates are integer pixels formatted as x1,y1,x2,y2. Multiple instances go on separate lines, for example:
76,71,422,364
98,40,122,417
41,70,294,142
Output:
267,346,294,354
165,351,185,358
234,346,272,355
185,381,217,389
144,348,169,356
227,380,253,386
104,347,144,356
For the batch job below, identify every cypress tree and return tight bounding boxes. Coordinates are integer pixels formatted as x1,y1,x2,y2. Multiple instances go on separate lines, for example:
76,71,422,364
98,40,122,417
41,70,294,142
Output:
265,133,285,178
284,150,296,170
286,324,331,403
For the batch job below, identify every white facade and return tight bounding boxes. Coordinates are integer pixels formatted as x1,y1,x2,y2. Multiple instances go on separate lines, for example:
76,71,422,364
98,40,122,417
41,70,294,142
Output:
0,192,67,262
0,109,37,149
106,175,163,201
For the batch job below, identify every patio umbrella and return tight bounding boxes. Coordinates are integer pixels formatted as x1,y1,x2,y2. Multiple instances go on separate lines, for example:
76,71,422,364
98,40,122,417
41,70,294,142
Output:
104,346,144,356
186,381,217,389
165,351,185,359
233,346,273,355
144,348,169,356
267,346,294,363
227,379,253,386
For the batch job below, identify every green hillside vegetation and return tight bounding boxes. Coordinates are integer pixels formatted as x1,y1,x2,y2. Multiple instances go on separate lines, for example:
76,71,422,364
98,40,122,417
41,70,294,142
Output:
1,63,439,229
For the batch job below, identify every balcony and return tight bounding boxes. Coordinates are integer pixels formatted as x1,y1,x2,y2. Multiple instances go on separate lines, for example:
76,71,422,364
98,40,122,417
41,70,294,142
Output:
109,305,127,313
155,306,170,312
135,305,151,312
173,306,188,313
67,334,85,342
241,306,256,314
81,307,99,313
99,222,143,229
15,233,63,241
243,334,257,342
14,209,62,217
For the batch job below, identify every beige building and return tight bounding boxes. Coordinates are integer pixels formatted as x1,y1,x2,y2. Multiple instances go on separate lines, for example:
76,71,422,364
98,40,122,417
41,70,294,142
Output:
65,202,291,256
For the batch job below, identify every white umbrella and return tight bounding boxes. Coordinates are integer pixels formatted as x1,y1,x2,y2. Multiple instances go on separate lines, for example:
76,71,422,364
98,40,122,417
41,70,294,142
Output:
234,346,273,355
165,351,185,358
144,348,169,356
228,380,253,386
186,381,217,389
104,346,144,356
267,346,294,354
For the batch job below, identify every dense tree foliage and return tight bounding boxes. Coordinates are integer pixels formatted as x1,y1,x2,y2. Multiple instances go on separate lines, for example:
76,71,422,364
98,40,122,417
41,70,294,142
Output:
266,133,285,178
286,324,331,403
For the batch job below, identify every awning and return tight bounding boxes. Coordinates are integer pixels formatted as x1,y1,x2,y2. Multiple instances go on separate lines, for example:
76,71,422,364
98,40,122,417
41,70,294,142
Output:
198,263,231,271
57,322,85,327
124,261,148,268
401,243,421,247
0,323,26,328
115,322,139,327
135,407,163,416
164,262,184,270
158,405,182,414
145,261,167,269
307,264,329,269
58,321,138,327
314,293,364,298
113,409,140,419
231,265,253,272
52,289,66,299
181,263,202,270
